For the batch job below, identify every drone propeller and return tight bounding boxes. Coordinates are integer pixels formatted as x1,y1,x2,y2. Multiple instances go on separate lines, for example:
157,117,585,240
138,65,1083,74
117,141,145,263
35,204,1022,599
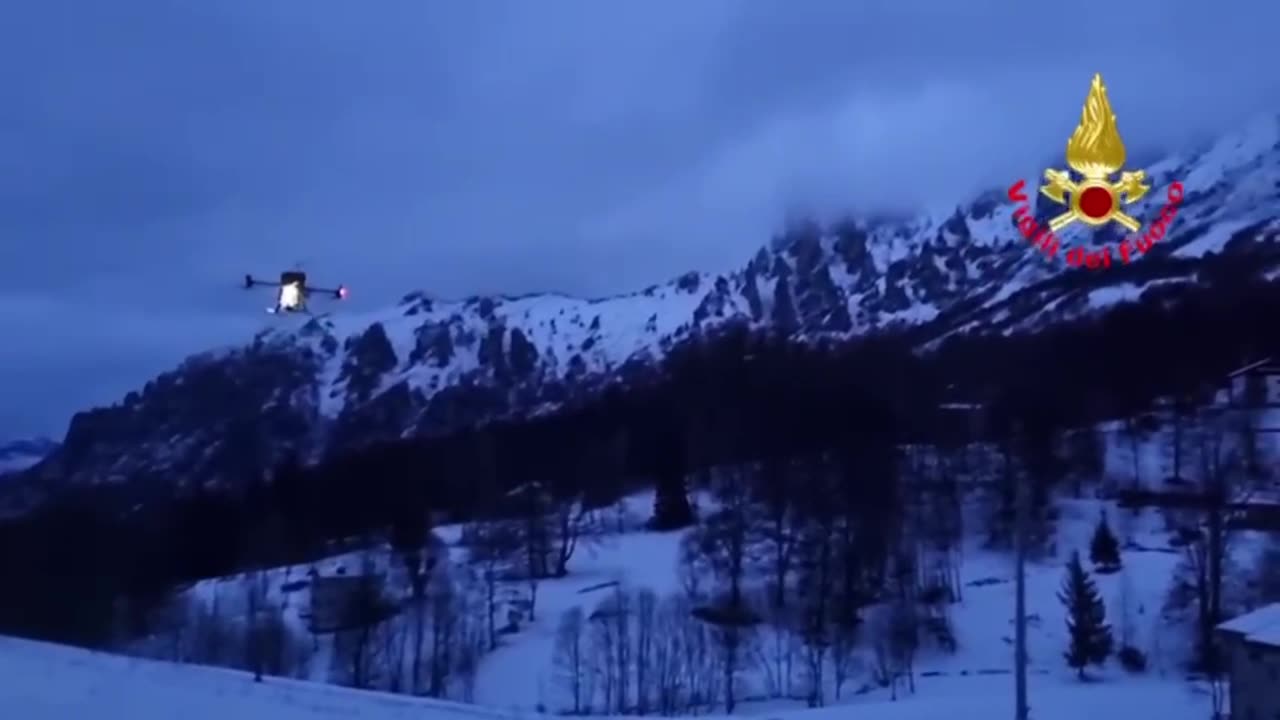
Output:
243,273,281,289
306,283,349,299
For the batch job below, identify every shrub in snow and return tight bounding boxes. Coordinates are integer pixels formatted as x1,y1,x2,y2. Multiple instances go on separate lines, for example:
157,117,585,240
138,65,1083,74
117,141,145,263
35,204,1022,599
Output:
1118,645,1148,673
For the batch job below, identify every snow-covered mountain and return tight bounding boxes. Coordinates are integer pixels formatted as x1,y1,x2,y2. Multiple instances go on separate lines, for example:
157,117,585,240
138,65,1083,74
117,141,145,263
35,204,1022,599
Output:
16,115,1280,494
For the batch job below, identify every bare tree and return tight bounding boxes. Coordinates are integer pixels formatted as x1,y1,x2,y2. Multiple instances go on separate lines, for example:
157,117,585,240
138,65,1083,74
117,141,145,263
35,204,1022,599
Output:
554,607,588,714
590,598,621,713
1120,416,1147,490
1166,395,1197,482
188,592,234,667
651,598,683,715
466,521,520,650
682,466,760,713
244,570,270,682
753,458,800,610
752,597,798,700
651,593,706,715
455,628,482,702
551,428,622,577
792,470,838,708
382,615,409,693
390,510,434,694
830,622,858,700
514,482,551,582
633,588,658,715
682,595,720,712
611,587,633,713
861,593,921,700
1208,669,1229,720
868,609,897,700
448,572,489,702
1228,399,1268,483
331,562,396,689
888,600,919,695
427,565,460,697
549,498,605,578
922,448,965,604
1183,417,1246,672
258,603,311,680
902,444,961,658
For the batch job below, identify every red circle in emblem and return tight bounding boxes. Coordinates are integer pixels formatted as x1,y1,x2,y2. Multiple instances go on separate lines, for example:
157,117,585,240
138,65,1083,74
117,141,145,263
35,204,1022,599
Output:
1078,187,1114,219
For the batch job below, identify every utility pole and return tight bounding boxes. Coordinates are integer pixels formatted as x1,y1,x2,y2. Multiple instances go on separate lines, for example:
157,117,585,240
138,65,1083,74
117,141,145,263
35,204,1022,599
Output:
939,400,1030,719
1014,463,1029,720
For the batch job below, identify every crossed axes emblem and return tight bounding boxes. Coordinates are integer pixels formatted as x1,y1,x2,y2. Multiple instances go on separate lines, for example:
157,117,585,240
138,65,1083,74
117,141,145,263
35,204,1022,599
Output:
1040,168,1150,233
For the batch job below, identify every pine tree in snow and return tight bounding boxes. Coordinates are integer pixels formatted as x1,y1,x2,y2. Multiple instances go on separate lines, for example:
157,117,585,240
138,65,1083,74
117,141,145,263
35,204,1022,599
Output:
1059,550,1113,679
1089,511,1122,574
651,470,695,530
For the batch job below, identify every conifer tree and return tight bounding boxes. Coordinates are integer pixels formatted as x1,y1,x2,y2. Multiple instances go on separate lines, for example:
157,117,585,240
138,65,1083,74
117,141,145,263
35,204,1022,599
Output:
651,468,695,530
1089,511,1122,573
1059,550,1113,679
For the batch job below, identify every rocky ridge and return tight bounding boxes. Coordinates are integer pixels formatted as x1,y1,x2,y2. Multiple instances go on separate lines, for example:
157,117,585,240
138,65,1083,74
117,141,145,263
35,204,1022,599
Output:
16,115,1280,495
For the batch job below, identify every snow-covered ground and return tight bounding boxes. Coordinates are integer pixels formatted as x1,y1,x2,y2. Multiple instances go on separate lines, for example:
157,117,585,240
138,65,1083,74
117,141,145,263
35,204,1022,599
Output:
179,494,1204,713
85,490,1250,720
464,495,1201,715
0,634,519,720
0,632,1215,720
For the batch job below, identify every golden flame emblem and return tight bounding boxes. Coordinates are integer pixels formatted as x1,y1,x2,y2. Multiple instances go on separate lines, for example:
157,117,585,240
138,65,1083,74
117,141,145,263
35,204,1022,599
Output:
1040,74,1150,233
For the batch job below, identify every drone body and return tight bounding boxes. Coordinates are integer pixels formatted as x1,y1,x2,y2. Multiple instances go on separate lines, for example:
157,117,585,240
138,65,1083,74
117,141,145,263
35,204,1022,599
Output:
243,271,347,314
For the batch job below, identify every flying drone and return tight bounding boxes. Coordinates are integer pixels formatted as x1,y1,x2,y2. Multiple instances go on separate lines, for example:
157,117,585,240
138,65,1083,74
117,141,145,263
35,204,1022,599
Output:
243,270,348,314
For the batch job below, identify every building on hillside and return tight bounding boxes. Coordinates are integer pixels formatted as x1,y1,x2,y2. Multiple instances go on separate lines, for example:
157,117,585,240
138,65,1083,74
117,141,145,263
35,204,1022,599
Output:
1217,603,1280,720
1213,359,1280,489
1219,358,1280,409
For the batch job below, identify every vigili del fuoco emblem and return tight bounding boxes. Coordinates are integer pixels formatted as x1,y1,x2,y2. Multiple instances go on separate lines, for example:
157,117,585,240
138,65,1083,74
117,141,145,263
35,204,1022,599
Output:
1040,73,1150,233
1006,73,1184,270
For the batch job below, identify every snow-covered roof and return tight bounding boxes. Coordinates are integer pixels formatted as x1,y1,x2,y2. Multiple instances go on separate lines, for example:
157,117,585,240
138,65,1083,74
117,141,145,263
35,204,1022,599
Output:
1218,603,1280,647
1250,624,1280,647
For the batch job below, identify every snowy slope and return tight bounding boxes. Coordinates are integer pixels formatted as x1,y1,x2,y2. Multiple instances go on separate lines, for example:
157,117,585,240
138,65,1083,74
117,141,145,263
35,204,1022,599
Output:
0,633,1214,720
0,634,520,720
16,113,1280,493
462,496,1198,714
